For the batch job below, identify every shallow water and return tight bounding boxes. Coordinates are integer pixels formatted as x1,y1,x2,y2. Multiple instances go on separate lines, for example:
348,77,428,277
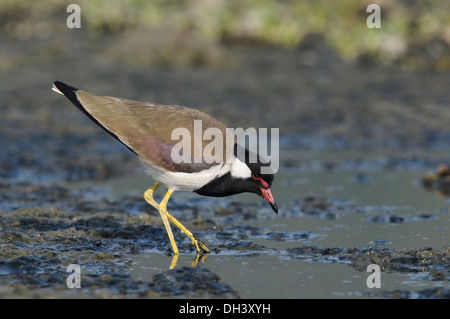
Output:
74,147,449,298
127,252,446,298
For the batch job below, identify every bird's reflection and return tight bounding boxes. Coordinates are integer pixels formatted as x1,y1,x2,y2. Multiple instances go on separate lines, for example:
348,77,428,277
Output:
421,164,450,197
169,253,209,269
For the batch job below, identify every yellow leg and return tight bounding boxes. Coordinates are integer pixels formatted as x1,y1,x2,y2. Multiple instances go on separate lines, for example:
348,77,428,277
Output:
143,182,210,255
143,182,161,209
143,182,179,255
166,212,210,254
158,188,179,255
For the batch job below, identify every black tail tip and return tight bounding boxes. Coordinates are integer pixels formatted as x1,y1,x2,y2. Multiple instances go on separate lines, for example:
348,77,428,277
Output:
53,81,79,93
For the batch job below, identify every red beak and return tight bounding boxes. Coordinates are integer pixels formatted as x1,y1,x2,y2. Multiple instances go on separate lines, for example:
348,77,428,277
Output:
261,188,278,214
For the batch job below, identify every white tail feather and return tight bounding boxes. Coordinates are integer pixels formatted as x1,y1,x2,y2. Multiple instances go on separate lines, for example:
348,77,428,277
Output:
52,84,63,95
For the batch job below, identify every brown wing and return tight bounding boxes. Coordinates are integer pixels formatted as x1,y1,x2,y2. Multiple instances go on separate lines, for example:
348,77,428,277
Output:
74,90,234,173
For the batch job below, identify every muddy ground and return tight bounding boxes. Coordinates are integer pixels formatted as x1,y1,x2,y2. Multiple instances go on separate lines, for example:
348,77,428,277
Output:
1,26,449,298
1,179,449,298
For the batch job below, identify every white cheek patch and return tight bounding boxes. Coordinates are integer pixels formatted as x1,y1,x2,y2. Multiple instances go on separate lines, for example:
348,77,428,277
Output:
230,158,251,179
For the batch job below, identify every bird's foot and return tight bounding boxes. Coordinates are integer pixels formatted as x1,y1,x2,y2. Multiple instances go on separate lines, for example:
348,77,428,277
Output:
192,234,210,254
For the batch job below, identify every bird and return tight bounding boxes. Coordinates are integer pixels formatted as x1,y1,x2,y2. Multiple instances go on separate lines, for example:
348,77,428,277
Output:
52,81,277,255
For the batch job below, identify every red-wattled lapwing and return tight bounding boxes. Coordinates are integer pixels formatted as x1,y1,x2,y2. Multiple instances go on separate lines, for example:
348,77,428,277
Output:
52,81,277,255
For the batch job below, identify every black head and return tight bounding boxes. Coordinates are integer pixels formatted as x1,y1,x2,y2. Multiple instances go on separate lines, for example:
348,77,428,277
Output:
233,144,278,213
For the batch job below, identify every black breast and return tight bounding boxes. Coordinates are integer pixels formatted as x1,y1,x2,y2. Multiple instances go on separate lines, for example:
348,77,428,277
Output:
194,172,251,198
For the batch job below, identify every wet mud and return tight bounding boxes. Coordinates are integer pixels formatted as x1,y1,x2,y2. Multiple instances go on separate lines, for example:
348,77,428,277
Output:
1,177,449,298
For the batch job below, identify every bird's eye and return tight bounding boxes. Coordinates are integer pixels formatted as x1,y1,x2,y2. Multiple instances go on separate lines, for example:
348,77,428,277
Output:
252,174,269,188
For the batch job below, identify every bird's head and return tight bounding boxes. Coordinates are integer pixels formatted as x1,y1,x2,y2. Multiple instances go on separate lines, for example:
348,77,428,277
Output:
231,145,278,214
250,171,277,213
